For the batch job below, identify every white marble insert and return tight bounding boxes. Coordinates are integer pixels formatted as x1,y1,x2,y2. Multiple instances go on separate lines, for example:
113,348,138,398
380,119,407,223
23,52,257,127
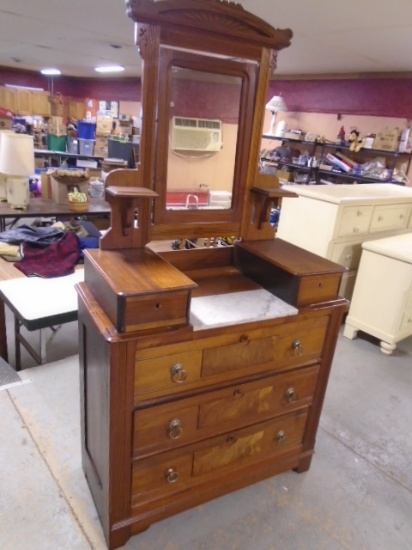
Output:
190,288,298,331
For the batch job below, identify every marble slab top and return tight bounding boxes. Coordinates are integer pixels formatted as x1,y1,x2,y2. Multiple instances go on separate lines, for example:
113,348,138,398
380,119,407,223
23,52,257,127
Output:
190,288,298,331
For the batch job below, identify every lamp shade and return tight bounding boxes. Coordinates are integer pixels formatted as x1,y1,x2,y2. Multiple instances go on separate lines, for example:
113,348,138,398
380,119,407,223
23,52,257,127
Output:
0,133,35,177
265,95,287,113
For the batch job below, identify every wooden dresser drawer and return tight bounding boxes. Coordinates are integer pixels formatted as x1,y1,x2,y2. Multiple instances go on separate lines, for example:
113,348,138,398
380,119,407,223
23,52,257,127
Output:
133,365,319,457
135,349,202,397
131,409,308,503
297,273,341,306
370,204,411,233
135,317,329,401
337,205,373,237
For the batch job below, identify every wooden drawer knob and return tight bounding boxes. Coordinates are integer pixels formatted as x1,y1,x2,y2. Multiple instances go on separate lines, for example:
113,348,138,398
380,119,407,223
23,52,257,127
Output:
239,334,249,344
170,363,187,384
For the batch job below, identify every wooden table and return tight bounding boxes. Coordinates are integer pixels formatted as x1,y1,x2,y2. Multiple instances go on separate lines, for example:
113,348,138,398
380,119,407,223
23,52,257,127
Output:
0,198,111,231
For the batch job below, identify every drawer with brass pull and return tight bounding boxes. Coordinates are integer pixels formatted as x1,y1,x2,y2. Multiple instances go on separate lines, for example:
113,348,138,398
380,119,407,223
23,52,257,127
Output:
134,316,329,401
131,408,308,502
133,365,319,457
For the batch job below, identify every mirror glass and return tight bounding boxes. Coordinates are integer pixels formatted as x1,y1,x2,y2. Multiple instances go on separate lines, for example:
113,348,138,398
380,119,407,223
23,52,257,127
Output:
166,67,242,211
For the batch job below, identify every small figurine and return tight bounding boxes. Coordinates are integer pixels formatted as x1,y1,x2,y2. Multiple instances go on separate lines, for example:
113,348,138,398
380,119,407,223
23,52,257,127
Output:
337,126,345,144
348,128,364,152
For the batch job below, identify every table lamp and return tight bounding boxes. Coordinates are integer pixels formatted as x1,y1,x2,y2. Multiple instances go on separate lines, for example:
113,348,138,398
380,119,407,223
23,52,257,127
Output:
0,133,35,209
264,95,287,135
0,131,14,202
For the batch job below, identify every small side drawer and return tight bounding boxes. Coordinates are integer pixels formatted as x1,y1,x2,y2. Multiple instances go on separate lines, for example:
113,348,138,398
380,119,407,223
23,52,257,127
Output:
133,366,319,457
370,204,411,233
297,273,341,306
273,322,328,367
134,350,202,398
123,290,190,332
132,453,193,499
337,206,373,237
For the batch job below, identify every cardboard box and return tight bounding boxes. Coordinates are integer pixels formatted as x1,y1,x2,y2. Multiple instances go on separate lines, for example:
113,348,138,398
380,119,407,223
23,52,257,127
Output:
51,176,89,204
41,172,52,199
94,136,108,157
0,117,12,130
96,116,113,136
48,116,66,136
373,128,401,152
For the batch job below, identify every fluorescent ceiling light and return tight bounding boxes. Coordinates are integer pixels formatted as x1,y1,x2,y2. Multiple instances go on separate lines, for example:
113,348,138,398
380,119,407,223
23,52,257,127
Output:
94,65,125,74
5,84,44,91
40,68,61,76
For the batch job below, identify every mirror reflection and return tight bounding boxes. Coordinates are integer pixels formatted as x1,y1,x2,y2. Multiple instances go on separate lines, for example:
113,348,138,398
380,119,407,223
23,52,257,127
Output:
166,67,242,211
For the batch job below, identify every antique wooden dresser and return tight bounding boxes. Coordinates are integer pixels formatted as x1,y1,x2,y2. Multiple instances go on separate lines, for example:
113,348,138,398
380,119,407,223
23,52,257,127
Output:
76,2,347,548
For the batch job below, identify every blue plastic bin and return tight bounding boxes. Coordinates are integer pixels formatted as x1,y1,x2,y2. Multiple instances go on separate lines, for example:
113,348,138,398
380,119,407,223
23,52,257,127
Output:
77,121,96,140
78,139,95,156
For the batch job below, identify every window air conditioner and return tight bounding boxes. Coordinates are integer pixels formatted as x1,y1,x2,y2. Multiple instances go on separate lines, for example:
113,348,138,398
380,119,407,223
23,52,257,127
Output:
171,116,223,152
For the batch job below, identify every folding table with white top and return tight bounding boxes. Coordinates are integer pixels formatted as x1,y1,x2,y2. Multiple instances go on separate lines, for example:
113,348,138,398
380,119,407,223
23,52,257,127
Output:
0,269,84,370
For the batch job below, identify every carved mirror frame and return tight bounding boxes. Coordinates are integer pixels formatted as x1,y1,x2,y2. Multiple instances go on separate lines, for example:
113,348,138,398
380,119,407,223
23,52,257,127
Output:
125,0,292,242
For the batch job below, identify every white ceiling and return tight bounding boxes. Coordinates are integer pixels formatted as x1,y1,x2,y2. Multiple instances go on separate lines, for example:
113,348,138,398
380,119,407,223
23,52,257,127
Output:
0,0,412,79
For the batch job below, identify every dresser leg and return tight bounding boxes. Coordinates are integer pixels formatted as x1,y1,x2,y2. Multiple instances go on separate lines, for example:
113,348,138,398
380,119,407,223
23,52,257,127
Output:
343,322,358,340
380,341,396,355
294,455,313,473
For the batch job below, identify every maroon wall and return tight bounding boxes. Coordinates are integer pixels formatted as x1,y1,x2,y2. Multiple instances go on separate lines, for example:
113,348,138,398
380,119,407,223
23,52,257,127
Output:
0,67,140,102
2,66,412,119
270,78,412,119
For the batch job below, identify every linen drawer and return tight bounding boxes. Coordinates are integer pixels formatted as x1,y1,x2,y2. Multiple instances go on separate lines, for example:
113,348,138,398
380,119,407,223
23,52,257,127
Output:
133,365,319,457
369,204,411,233
134,316,329,400
330,240,363,271
131,409,308,503
337,205,373,237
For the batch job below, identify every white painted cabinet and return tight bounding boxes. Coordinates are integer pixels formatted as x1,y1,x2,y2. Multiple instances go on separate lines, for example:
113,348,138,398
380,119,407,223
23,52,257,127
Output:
343,233,412,354
276,184,412,300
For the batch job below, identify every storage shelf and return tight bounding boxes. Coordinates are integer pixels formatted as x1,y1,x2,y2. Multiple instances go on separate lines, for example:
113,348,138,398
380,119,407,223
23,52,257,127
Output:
261,136,411,186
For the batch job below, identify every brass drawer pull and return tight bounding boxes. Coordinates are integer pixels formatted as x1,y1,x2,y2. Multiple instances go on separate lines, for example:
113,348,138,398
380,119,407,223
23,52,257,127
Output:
165,468,179,484
378,216,384,222
239,334,249,344
356,210,363,216
226,434,237,445
353,227,359,233
275,430,287,445
291,339,303,356
168,419,183,440
284,387,296,402
233,389,243,399
170,364,187,384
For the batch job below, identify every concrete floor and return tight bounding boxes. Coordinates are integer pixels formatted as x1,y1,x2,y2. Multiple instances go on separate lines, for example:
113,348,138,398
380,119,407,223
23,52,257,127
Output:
1,314,412,550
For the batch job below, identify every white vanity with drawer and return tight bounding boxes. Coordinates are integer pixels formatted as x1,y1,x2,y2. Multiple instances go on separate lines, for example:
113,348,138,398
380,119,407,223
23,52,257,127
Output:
343,232,412,354
276,184,412,300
